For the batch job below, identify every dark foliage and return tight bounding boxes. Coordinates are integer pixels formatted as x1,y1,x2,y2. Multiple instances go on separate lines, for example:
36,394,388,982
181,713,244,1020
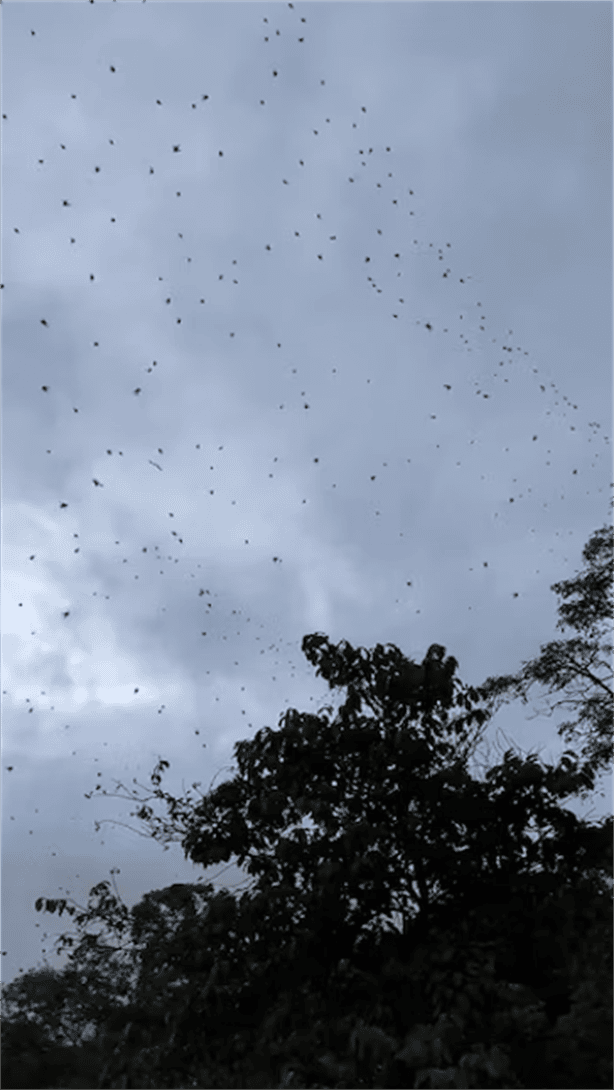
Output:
475,519,613,793
3,525,612,1088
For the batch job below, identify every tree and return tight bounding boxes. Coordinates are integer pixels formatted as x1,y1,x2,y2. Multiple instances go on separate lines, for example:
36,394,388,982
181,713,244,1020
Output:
0,963,111,1089
22,625,612,1089
474,517,613,797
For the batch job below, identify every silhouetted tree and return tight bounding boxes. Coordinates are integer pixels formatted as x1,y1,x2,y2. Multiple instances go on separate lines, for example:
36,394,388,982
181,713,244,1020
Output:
475,515,613,796
0,964,107,1088
19,610,611,1088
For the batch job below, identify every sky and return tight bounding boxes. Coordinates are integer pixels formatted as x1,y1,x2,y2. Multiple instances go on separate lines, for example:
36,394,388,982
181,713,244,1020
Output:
1,0,612,990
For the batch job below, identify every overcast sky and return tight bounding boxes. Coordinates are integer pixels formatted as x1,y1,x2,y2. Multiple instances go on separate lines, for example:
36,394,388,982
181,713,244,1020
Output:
2,0,612,988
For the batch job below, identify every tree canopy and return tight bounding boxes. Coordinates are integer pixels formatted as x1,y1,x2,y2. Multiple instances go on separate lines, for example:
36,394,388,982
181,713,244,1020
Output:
3,523,612,1089
475,517,613,795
